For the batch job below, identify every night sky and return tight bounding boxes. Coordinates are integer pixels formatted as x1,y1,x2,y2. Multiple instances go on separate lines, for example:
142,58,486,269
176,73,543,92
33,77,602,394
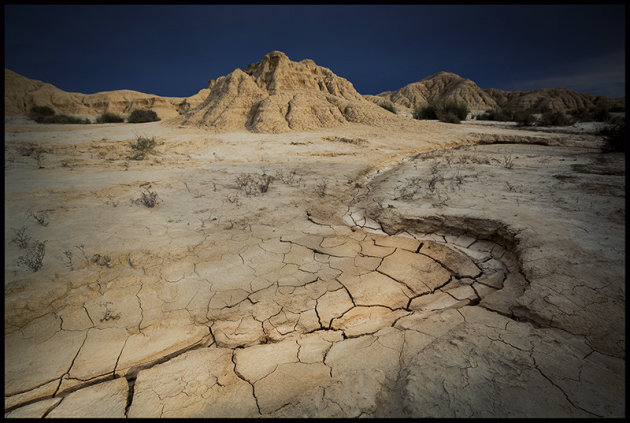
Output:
4,4,626,98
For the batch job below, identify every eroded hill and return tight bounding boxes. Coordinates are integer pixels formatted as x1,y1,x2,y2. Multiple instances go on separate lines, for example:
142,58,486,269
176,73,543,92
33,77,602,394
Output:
369,71,624,113
4,69,209,120
177,51,400,133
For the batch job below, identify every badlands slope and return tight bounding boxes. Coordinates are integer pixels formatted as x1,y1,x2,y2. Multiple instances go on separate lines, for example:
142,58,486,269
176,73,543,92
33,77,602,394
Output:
4,69,209,120
176,51,400,133
3,51,626,418
369,71,624,113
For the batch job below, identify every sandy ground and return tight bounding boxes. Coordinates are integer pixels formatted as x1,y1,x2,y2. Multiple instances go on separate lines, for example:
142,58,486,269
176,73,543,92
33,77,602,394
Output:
4,118,624,417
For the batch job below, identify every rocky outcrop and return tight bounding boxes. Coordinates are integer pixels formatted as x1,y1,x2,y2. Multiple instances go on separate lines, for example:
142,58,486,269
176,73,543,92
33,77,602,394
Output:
486,87,623,112
371,72,499,112
4,69,209,119
371,71,624,112
177,51,400,133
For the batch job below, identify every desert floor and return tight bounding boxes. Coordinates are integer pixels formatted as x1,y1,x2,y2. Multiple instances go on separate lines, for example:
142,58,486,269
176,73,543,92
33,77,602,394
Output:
4,118,625,417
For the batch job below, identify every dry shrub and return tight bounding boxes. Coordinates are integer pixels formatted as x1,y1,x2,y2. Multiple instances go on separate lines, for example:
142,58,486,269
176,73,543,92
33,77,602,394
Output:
17,240,47,272
135,188,160,208
235,173,273,196
11,226,31,249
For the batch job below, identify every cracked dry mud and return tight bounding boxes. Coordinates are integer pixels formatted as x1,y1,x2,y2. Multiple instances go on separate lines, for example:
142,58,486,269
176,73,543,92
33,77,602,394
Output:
4,120,625,417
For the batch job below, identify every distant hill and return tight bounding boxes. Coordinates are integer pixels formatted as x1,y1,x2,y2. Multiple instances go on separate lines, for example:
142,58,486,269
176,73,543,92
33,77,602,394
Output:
368,71,624,113
4,69,209,120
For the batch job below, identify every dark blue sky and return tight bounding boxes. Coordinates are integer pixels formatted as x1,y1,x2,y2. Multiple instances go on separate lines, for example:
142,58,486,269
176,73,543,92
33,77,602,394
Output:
4,5,626,98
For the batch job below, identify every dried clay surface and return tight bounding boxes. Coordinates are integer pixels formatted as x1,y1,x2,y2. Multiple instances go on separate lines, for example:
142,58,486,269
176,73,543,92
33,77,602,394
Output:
4,107,624,417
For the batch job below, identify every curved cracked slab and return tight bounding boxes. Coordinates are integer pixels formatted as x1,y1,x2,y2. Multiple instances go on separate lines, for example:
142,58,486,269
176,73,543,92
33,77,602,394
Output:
5,129,623,417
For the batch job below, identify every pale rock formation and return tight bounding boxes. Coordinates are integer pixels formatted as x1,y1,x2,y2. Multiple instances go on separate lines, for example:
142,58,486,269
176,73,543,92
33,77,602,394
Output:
178,51,400,132
370,71,624,113
4,68,209,119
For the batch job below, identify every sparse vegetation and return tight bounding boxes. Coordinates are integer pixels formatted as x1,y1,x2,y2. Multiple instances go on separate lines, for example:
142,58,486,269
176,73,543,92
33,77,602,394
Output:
235,173,273,196
29,105,55,121
129,136,157,160
477,107,516,121
413,104,437,120
452,152,491,165
431,191,450,208
29,106,55,121
315,178,328,197
568,106,621,123
16,143,45,157
128,109,160,123
413,101,469,123
538,111,573,127
29,211,49,227
322,136,367,145
225,192,242,206
96,112,125,123
75,244,90,265
379,102,397,114
29,107,90,124
435,110,460,124
34,150,45,168
395,159,465,206
274,169,303,186
477,107,536,126
396,176,423,200
43,115,91,124
63,249,74,270
514,110,536,126
104,196,119,207
17,240,47,272
599,121,625,153
501,153,514,169
11,226,31,249
135,188,160,208
100,302,121,322
91,253,112,267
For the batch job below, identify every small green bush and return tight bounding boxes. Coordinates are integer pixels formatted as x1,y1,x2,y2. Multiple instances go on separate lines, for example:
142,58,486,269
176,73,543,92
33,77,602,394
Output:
128,109,160,123
413,104,437,120
442,101,469,121
414,101,468,123
570,107,620,123
568,108,593,122
514,110,536,126
539,111,573,127
29,106,55,121
379,102,397,114
592,107,611,122
599,121,625,153
435,110,460,124
29,106,90,124
39,114,90,124
477,107,516,121
96,112,125,123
